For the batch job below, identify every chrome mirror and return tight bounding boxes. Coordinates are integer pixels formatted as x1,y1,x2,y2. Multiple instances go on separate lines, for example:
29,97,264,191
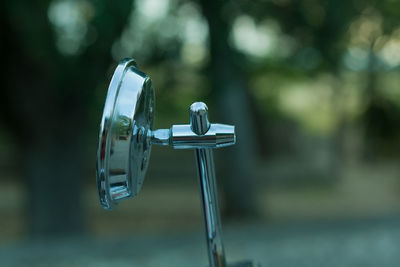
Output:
96,59,253,267
96,59,154,209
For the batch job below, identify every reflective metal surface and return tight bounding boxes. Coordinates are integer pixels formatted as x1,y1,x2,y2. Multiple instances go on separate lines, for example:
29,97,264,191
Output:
190,102,211,135
150,124,235,149
190,102,227,267
96,58,254,267
96,59,154,210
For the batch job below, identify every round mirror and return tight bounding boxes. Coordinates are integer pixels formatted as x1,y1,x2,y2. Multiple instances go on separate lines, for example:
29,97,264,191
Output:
96,59,154,209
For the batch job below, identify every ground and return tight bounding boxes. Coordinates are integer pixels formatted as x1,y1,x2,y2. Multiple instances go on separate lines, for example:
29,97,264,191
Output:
1,216,400,267
1,156,400,266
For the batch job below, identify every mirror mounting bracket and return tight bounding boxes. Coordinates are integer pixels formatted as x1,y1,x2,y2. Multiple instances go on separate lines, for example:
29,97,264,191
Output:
96,58,252,267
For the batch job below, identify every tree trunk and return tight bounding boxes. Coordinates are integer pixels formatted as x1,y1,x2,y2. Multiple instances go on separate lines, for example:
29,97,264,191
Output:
1,0,133,237
25,137,84,237
200,0,259,218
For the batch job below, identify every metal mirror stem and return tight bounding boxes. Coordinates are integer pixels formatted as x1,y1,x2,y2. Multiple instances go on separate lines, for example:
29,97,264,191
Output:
97,59,252,266
190,103,227,267
149,102,233,266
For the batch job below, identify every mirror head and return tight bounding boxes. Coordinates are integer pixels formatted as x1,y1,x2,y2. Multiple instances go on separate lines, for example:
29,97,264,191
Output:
96,59,154,210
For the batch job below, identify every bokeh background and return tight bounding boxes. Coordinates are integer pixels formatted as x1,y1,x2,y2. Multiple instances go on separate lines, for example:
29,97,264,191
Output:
2,0,400,266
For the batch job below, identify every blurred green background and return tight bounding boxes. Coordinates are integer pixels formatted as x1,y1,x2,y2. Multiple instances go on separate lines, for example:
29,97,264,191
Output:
1,0,400,266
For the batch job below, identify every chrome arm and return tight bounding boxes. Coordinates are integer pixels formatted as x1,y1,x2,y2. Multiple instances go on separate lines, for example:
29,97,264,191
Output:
190,103,227,267
150,102,232,267
150,124,235,149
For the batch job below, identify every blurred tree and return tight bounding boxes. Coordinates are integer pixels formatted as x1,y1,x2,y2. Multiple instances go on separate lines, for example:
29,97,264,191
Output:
0,0,133,237
247,0,400,161
198,0,359,216
200,0,259,218
240,0,360,175
361,2,400,158
2,0,400,238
